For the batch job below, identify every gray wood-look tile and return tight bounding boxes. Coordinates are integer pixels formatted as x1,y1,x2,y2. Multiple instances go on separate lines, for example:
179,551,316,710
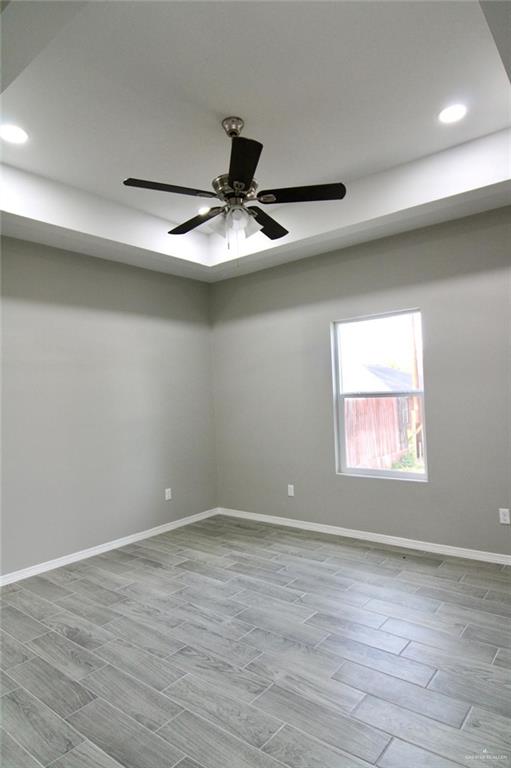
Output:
3,588,60,621
463,707,511,749
296,590,385,619
228,574,306,603
235,606,327,647
26,631,105,681
437,602,511,633
158,709,289,768
377,739,462,768
416,585,511,619
0,605,47,642
174,586,245,617
42,566,84,587
81,663,182,731
306,613,408,653
165,674,282,748
363,598,466,635
67,579,125,606
0,583,22,596
176,570,244,597
8,656,96,717
106,615,185,658
3,516,508,768
494,647,511,669
175,759,205,768
168,620,260,666
355,695,510,767
232,589,313,621
428,669,511,718
171,602,254,640
262,723,373,767
20,575,74,602
53,594,124,626
380,617,498,661
255,684,390,762
0,727,43,768
348,583,442,611
176,559,235,582
78,566,136,592
1,629,34,669
225,561,294,586
246,652,364,714
93,638,186,690
66,697,183,768
117,582,186,611
42,610,116,650
318,633,435,685
463,622,511,650
0,670,18,696
2,687,84,765
168,645,270,703
50,740,125,767
244,627,342,677
334,660,470,727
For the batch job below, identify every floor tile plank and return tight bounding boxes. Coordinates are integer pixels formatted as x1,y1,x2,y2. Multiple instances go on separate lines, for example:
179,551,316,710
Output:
2,687,84,765
164,674,282,748
355,695,510,767
66,697,183,768
334,660,469,727
255,684,390,762
8,656,96,717
81,664,182,730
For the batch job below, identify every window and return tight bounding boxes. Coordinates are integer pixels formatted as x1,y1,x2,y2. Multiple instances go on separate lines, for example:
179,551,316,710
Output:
332,310,427,480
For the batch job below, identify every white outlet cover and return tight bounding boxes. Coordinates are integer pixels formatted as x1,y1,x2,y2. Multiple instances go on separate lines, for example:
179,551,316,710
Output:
165,488,172,501
498,508,510,525
287,484,295,497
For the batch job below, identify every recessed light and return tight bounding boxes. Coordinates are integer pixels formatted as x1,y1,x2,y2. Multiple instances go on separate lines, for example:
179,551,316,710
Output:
0,124,29,144
438,104,467,124
198,206,210,215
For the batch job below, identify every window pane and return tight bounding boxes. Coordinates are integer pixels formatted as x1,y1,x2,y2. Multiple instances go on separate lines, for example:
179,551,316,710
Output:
338,312,423,393
344,395,426,475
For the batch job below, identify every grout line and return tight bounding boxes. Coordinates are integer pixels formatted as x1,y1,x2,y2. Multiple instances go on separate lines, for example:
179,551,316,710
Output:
258,721,286,751
459,704,474,731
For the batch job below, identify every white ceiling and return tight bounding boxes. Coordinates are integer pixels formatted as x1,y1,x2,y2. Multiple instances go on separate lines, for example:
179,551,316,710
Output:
1,0,510,280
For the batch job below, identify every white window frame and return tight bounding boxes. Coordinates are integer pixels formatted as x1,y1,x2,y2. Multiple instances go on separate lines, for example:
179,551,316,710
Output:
331,309,428,482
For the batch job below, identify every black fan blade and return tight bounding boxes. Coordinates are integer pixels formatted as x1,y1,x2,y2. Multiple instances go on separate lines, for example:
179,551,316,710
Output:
124,178,216,198
169,206,224,235
257,182,346,204
228,137,263,192
248,206,288,240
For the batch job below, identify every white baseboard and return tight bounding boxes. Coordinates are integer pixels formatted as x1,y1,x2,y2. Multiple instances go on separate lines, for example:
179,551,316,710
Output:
2,505,509,585
0,509,218,586
216,508,511,566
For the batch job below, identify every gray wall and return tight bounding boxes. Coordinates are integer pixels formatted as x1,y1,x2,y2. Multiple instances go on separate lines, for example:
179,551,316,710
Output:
2,208,510,575
1,237,216,573
211,208,511,555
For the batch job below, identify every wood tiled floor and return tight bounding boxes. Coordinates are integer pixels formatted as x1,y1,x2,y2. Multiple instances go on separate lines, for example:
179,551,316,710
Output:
1,515,510,767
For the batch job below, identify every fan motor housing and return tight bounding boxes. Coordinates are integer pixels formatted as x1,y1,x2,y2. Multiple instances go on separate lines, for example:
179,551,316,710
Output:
212,173,258,204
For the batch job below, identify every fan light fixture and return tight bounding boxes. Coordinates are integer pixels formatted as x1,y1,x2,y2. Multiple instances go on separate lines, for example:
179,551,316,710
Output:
438,104,467,124
0,124,29,144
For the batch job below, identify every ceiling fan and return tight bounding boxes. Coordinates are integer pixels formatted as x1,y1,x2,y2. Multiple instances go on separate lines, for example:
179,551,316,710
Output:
123,117,346,241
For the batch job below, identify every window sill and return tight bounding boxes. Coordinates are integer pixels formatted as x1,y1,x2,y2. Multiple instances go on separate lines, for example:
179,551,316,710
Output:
337,470,428,483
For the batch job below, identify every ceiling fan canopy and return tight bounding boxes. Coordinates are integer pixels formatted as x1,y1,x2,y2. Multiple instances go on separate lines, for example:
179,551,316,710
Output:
123,117,346,241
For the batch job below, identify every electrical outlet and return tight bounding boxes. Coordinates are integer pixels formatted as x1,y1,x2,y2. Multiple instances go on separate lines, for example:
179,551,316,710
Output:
499,508,510,525
165,488,172,501
288,484,295,497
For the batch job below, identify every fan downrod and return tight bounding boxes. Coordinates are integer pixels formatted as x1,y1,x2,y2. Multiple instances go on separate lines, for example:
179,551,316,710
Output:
222,116,244,138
